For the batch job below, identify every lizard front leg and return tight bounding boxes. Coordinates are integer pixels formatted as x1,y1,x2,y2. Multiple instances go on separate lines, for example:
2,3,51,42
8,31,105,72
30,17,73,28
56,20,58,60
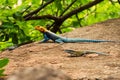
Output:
40,34,50,43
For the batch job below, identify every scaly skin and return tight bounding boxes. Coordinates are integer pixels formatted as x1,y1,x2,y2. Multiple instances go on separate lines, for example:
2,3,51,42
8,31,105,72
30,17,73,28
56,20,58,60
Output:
35,26,114,43
64,49,109,57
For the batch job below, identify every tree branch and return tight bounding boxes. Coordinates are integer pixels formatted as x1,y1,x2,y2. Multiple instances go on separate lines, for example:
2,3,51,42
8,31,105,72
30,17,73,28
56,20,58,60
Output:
25,15,59,21
60,0,77,16
23,0,54,19
61,0,103,21
21,5,31,14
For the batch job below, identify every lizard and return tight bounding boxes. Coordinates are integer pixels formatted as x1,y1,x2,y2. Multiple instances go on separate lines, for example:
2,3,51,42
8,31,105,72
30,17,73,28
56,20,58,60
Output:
35,26,115,43
64,49,109,57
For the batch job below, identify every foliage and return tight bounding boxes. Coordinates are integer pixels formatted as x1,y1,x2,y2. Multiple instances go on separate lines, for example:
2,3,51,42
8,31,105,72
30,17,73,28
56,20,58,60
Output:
0,58,9,76
0,0,120,50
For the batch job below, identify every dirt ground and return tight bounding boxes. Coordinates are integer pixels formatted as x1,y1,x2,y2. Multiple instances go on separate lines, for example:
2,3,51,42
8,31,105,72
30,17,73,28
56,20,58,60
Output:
0,18,120,80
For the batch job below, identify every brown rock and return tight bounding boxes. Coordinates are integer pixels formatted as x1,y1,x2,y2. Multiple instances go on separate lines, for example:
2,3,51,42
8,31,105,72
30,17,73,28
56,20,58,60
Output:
7,65,71,80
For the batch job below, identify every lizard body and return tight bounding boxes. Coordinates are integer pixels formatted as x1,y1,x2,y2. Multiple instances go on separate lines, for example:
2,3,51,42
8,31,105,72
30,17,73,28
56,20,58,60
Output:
64,49,109,57
35,26,114,43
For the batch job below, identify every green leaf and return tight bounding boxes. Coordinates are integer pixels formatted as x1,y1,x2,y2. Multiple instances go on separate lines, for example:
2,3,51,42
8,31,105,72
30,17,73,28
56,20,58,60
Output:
4,34,9,41
0,42,13,51
0,35,4,42
11,33,18,44
13,11,23,20
54,0,62,10
0,58,9,68
0,69,5,76
1,22,14,29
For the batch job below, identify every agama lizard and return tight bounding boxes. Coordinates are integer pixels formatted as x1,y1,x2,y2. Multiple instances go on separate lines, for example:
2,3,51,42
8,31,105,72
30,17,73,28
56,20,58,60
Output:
35,26,115,43
64,49,109,57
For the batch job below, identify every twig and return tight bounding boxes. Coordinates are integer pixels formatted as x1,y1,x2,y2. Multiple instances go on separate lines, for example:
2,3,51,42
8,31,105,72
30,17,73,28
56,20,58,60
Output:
21,5,31,14
75,14,82,27
23,0,54,20
25,15,59,21
60,0,77,16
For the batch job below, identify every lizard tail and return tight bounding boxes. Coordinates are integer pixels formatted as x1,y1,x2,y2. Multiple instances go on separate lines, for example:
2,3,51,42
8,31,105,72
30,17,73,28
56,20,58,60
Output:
63,38,114,43
85,50,109,56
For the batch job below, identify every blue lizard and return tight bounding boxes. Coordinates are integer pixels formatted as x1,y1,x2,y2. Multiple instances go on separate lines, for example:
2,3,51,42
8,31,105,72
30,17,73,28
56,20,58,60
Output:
35,26,115,43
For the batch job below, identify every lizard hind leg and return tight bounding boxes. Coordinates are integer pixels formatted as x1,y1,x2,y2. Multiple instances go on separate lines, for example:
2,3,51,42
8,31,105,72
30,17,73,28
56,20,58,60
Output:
55,39,64,43
64,49,85,57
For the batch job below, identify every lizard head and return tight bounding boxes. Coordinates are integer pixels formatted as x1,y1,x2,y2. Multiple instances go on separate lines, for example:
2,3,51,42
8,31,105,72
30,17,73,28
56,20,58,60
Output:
35,26,47,33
